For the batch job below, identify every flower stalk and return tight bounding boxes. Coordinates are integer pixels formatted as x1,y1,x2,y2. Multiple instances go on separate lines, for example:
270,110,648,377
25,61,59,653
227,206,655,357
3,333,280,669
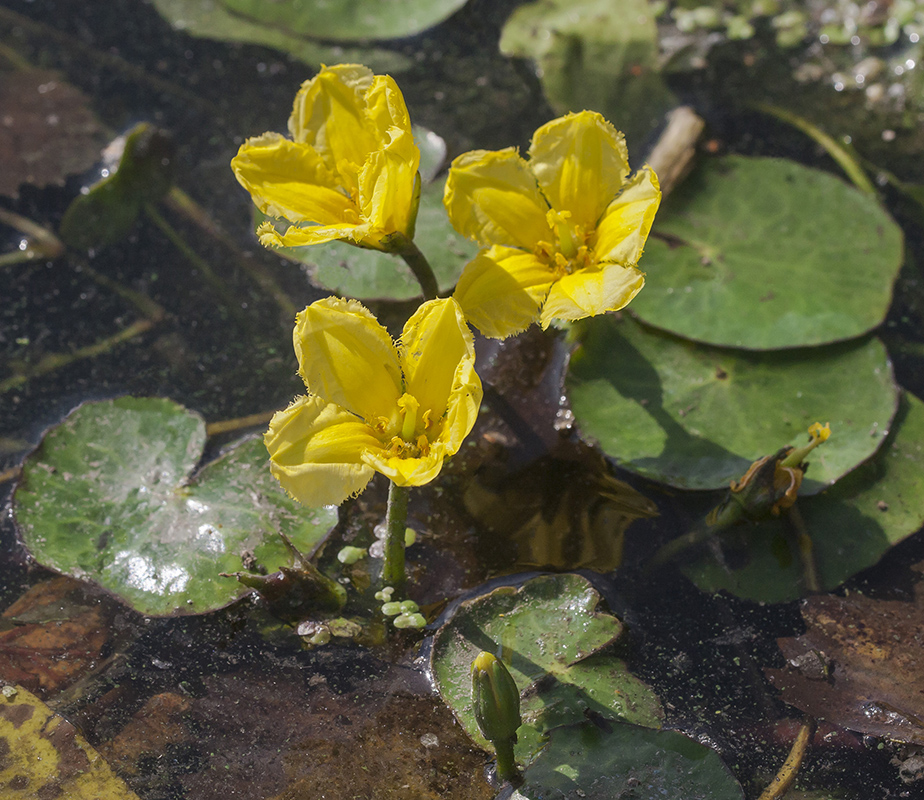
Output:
387,233,439,301
382,482,410,586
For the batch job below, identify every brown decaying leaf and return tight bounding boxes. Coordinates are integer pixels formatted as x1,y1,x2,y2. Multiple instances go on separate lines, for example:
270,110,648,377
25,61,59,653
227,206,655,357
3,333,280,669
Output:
0,576,117,696
0,68,106,198
766,576,924,744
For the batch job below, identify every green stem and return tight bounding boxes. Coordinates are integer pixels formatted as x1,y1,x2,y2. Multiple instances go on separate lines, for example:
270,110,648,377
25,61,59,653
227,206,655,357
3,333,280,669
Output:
646,499,744,572
0,317,158,394
0,207,65,268
646,525,715,572
382,482,410,586
389,234,439,301
493,738,522,786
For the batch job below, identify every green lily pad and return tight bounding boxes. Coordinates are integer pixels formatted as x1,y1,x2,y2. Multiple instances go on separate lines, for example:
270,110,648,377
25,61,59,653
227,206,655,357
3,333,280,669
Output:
681,391,924,603
500,0,676,150
219,0,468,42
511,722,744,800
149,0,410,72
631,156,904,349
430,574,662,763
12,398,338,616
566,316,899,492
270,175,476,301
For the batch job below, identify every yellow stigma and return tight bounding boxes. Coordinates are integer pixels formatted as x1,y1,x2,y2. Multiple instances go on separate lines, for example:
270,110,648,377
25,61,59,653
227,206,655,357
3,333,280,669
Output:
547,209,580,259
397,393,420,441
808,421,831,444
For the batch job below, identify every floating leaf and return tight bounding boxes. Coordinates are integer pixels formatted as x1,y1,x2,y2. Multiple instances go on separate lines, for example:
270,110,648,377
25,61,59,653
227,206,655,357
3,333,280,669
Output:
219,0,468,42
271,176,476,301
0,685,142,799
681,392,924,603
631,156,904,349
0,68,107,198
511,722,744,800
430,574,662,763
500,0,675,149
566,316,899,492
149,0,412,71
12,398,338,616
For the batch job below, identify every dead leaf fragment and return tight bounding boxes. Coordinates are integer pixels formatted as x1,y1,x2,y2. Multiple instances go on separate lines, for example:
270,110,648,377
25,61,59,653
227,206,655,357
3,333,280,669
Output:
767,582,924,744
0,68,106,197
0,576,117,696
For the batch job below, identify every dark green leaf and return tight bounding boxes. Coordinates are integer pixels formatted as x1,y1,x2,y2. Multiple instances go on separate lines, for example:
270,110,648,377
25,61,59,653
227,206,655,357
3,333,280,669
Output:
682,392,924,602
511,722,744,800
500,0,675,150
566,316,899,491
631,156,904,349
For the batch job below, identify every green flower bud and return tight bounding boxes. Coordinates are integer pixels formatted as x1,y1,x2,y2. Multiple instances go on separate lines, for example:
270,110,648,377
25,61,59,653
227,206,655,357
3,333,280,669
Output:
471,652,522,783
472,651,521,749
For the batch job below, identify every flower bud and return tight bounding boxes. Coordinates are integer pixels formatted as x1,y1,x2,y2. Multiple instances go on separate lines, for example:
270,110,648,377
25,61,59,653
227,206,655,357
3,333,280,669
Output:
471,651,522,783
472,651,521,748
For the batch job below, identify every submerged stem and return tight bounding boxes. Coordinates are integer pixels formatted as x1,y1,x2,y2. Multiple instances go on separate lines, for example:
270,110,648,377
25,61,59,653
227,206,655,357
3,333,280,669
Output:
757,717,816,800
382,482,410,586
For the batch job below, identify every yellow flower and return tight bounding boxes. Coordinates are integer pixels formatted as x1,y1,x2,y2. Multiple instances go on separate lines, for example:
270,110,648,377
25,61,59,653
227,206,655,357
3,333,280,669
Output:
444,111,661,338
231,64,420,252
264,296,482,507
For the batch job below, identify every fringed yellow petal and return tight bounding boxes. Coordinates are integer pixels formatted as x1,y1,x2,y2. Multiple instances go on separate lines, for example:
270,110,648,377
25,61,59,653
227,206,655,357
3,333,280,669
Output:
264,395,378,507
438,352,483,456
399,298,478,426
363,74,414,149
289,65,380,172
595,168,661,265
444,149,552,249
529,111,630,231
540,263,645,327
257,220,371,249
453,246,554,339
294,297,403,424
231,133,357,225
358,144,420,244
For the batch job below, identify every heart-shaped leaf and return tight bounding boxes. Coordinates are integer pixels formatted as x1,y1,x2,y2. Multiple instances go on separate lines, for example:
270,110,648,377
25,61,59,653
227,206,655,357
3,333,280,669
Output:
430,574,662,763
566,316,899,492
12,398,338,616
631,156,904,350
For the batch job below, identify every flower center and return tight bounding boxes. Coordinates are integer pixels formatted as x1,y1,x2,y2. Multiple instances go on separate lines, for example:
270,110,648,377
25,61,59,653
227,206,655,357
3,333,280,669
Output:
382,393,434,459
535,209,596,277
